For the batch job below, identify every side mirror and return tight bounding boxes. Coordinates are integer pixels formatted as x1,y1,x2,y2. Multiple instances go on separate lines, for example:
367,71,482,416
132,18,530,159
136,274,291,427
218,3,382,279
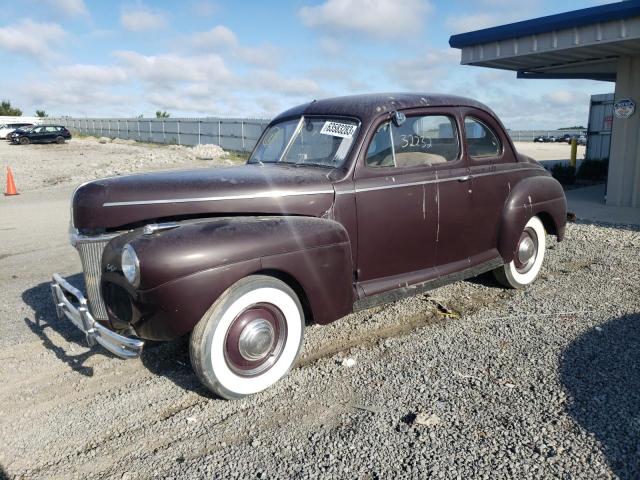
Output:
392,111,406,127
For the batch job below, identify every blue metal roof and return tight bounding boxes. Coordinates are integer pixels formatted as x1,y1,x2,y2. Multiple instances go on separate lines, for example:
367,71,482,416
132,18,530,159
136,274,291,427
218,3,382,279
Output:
449,1,640,49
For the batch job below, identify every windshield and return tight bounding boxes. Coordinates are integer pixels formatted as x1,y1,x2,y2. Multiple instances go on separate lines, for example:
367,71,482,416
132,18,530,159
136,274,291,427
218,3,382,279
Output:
248,116,359,168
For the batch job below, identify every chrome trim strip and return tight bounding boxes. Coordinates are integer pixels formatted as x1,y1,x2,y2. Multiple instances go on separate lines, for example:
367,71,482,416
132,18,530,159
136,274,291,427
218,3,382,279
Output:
337,167,539,195
71,231,119,245
143,222,180,235
50,273,144,359
103,189,335,207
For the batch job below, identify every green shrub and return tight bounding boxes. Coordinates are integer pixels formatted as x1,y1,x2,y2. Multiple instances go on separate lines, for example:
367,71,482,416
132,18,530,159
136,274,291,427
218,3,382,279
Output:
550,163,576,185
577,159,608,182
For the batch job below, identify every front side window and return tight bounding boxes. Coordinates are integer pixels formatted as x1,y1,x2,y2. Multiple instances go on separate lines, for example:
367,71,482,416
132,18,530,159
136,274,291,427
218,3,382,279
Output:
249,117,359,168
465,117,501,158
366,115,460,168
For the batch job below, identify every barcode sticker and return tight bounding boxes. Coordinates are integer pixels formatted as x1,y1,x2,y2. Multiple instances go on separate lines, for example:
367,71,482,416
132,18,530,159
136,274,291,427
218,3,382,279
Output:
320,121,357,139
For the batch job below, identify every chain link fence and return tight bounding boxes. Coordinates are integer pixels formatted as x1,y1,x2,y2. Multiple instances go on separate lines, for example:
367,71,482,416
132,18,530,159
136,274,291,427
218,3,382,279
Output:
45,116,586,152
46,117,271,152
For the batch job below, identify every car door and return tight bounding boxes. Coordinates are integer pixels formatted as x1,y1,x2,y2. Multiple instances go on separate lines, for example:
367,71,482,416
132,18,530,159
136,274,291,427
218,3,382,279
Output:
44,126,59,142
460,109,516,262
354,109,462,294
28,126,45,142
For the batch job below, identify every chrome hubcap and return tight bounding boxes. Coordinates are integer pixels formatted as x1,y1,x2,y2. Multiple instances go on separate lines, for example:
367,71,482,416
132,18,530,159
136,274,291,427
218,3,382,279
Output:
238,318,276,362
224,304,287,377
515,230,538,274
518,236,536,264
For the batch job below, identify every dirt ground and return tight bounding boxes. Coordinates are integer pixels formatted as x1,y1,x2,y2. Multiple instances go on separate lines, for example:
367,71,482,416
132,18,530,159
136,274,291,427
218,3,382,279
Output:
513,141,586,163
0,139,637,479
0,137,241,193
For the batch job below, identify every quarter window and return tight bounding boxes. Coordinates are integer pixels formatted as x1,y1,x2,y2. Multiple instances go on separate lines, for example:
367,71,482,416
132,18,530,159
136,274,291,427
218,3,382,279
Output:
464,117,501,158
366,115,460,168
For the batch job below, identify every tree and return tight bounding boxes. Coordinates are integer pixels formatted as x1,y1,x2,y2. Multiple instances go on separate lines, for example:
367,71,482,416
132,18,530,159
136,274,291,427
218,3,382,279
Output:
0,100,22,116
35,110,48,118
156,110,170,118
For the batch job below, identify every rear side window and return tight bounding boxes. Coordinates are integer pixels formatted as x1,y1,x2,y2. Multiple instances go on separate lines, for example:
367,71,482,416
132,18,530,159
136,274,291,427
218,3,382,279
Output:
464,117,501,158
366,115,460,168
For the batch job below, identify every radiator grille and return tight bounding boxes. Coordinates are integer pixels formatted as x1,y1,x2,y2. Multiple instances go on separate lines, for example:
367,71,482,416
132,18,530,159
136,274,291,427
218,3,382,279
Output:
75,236,115,321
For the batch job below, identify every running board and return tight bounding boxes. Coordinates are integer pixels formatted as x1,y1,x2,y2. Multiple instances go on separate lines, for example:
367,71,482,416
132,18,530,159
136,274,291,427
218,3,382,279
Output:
353,257,504,312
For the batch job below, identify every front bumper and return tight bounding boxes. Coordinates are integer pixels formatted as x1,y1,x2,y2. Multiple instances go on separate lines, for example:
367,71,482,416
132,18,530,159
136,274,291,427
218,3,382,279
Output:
50,273,144,359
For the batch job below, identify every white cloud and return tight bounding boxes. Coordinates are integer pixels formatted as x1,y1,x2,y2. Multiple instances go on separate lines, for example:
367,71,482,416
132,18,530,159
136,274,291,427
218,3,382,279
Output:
191,1,218,17
44,0,89,17
543,90,586,106
21,81,133,116
0,20,67,60
54,64,128,84
387,48,460,91
188,25,280,67
445,3,541,34
247,70,322,97
446,13,512,33
114,51,232,85
190,25,238,49
120,7,167,32
235,45,280,67
299,0,432,39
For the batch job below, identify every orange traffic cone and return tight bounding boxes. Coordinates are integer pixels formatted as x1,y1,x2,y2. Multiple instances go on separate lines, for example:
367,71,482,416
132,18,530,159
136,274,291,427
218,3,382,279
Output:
4,167,19,196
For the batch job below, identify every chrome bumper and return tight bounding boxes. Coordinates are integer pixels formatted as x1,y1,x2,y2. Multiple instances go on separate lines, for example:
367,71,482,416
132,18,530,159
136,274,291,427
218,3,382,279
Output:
50,273,144,359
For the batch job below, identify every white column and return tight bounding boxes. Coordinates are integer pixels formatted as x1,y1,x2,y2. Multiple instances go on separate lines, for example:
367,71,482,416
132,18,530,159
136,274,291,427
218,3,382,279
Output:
607,54,640,207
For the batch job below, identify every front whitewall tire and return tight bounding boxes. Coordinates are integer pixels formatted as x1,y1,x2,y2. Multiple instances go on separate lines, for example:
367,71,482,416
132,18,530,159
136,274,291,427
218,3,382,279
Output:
190,275,304,399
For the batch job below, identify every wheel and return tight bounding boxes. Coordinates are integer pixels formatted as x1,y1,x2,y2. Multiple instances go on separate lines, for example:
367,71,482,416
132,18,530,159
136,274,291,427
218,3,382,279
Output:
493,216,546,289
55,136,65,144
190,275,305,399
19,137,29,145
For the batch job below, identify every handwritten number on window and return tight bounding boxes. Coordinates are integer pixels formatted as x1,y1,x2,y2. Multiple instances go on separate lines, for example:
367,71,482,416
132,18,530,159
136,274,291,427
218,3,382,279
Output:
399,135,431,149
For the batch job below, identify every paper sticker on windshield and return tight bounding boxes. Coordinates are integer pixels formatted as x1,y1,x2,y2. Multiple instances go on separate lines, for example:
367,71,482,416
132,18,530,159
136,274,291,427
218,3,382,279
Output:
320,121,357,139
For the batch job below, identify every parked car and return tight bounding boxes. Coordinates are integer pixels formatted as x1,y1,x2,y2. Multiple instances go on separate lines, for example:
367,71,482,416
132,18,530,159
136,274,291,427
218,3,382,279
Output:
51,93,567,399
10,125,71,144
7,125,34,141
577,134,587,145
533,135,556,143
0,122,34,139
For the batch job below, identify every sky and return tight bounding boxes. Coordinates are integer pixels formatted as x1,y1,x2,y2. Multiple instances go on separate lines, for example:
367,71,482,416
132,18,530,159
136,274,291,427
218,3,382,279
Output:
0,0,617,129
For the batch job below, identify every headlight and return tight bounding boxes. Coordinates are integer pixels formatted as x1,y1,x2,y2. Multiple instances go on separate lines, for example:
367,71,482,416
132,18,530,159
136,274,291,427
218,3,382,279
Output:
121,244,140,287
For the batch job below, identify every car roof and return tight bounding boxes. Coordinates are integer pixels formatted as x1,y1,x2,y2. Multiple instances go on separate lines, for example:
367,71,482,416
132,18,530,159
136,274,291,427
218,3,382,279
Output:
272,93,497,124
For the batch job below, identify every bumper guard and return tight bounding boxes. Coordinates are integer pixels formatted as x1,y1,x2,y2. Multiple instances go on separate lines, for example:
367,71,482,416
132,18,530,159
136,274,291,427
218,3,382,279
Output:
50,273,144,359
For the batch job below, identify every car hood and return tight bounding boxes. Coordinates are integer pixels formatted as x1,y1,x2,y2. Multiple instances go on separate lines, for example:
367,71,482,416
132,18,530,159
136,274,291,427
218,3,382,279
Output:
72,164,338,232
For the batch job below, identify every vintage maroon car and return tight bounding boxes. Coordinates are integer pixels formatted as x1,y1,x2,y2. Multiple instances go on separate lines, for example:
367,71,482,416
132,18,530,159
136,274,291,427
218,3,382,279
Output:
51,93,566,399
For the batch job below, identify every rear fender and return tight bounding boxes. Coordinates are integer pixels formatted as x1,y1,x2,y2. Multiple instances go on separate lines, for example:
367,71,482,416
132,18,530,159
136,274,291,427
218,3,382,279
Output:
497,176,567,262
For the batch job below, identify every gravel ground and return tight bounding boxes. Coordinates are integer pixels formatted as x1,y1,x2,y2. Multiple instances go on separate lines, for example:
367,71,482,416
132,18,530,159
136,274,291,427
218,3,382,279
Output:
0,140,638,479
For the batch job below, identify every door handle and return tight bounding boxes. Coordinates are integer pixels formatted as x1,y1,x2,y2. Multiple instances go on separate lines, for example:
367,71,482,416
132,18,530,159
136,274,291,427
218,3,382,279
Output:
458,175,473,182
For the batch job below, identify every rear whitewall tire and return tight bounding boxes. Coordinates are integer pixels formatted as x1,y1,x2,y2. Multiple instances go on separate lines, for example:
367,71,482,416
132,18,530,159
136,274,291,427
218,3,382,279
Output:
189,275,304,400
494,216,546,289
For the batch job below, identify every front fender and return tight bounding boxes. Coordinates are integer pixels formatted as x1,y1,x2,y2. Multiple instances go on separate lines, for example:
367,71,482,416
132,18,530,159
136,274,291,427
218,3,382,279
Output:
102,216,354,339
497,176,567,262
